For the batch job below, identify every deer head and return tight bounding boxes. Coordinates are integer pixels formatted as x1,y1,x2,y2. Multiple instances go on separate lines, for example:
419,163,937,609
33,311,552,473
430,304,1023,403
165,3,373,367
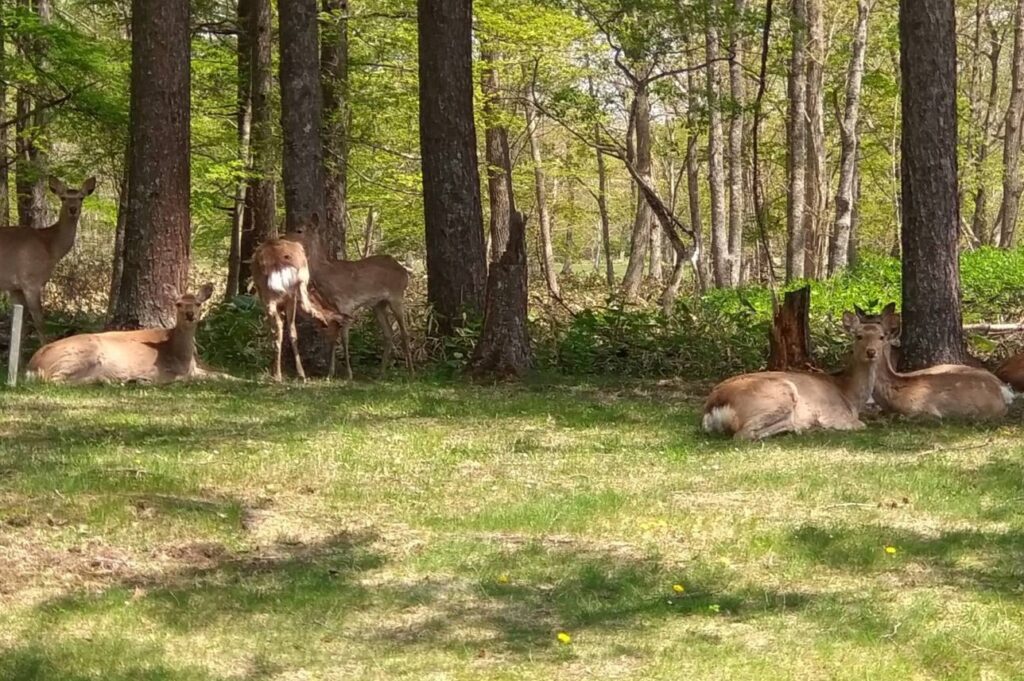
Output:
49,176,97,221
842,310,888,364
282,212,324,261
162,282,214,327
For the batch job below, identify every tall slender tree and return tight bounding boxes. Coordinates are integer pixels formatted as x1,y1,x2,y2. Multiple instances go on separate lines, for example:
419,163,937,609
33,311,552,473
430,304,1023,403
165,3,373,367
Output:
898,0,964,368
726,0,747,286
1000,0,1024,247
803,0,826,276
15,0,49,229
226,0,253,299
707,16,729,287
321,0,350,258
0,0,9,225
621,80,653,298
785,0,808,281
112,0,191,328
481,45,511,262
418,0,486,332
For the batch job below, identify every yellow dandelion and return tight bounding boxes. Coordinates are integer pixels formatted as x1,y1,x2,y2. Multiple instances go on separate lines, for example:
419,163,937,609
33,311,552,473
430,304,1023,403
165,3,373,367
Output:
497,573,510,584
557,631,572,644
885,546,898,555
672,583,685,594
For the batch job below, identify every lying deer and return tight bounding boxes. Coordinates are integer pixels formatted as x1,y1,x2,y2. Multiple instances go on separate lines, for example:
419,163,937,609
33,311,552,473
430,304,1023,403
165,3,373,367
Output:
251,235,339,381
27,283,215,384
284,214,412,380
703,311,885,440
864,305,1012,419
995,352,1024,392
0,176,96,343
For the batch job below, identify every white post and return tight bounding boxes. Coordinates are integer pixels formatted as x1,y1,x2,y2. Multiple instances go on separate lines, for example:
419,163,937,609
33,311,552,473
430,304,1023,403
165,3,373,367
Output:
7,304,23,387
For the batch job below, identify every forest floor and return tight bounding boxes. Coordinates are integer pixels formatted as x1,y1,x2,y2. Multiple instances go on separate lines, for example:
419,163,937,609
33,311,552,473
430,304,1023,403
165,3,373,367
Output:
2,376,1024,680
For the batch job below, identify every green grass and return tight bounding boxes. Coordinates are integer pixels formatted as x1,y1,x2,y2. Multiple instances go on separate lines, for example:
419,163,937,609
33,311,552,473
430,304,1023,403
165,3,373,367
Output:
3,377,1024,679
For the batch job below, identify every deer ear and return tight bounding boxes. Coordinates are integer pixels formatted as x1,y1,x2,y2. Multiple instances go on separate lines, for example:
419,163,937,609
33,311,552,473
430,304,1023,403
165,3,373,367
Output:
853,304,867,319
161,283,180,302
196,282,214,304
842,311,860,333
81,177,97,196
48,176,66,195
882,310,902,336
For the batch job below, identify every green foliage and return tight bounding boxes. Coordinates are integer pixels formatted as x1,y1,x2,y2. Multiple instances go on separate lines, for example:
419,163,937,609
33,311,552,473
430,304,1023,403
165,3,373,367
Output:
195,295,271,375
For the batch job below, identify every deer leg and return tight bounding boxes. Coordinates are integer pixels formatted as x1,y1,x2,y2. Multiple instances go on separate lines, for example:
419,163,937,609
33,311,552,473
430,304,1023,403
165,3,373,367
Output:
389,299,413,372
374,302,394,371
19,288,47,344
734,409,794,441
268,302,284,382
286,295,306,381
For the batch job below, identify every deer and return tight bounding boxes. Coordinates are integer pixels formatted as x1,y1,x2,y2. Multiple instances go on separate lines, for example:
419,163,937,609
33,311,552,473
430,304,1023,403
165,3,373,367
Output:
703,311,886,440
283,213,412,380
995,352,1024,392
860,304,1013,420
27,283,217,384
0,176,97,343
250,235,344,381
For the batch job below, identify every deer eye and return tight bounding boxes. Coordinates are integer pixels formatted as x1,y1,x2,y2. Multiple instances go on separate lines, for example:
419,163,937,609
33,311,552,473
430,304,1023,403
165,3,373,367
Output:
856,334,864,340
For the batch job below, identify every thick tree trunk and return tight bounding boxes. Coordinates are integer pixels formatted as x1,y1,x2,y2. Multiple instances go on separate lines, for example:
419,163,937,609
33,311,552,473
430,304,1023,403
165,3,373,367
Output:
727,0,747,286
239,0,275,291
803,0,826,277
707,19,730,288
828,0,869,275
279,0,326,233
226,0,253,300
113,0,190,328
419,0,487,331
524,83,560,297
321,0,349,258
767,286,814,370
15,0,48,229
481,46,511,263
786,0,808,281
622,82,653,299
1001,0,1024,248
899,0,964,368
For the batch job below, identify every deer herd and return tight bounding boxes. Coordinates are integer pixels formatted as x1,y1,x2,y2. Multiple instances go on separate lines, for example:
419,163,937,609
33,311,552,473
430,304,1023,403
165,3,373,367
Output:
4,175,1024,440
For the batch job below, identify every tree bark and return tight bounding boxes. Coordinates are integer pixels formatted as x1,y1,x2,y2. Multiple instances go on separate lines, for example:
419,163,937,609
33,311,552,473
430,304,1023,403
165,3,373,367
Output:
321,0,350,258
279,0,326,233
226,0,253,300
707,18,730,288
767,286,814,370
481,45,511,263
786,0,807,281
802,0,826,277
15,0,49,229
596,143,614,288
686,66,708,292
239,0,275,291
107,154,129,324
1001,0,1024,248
621,82,653,298
419,0,487,332
899,0,964,368
0,2,9,225
727,0,747,286
112,0,191,328
828,0,869,275
525,78,560,297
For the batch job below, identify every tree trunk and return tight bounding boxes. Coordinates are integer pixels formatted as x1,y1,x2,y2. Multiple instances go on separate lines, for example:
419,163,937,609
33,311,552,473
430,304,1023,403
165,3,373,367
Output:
524,79,560,297
686,66,708,292
279,0,326,233
828,0,869,275
899,0,964,368
767,286,814,370
727,0,747,286
15,0,49,229
596,147,614,287
239,0,275,291
0,2,9,225
107,155,130,324
226,0,253,300
707,18,729,288
419,0,487,332
786,0,807,281
967,4,999,245
649,208,663,280
621,82,653,298
481,46,511,263
112,0,190,328
321,0,349,258
802,0,826,277
1001,0,1024,248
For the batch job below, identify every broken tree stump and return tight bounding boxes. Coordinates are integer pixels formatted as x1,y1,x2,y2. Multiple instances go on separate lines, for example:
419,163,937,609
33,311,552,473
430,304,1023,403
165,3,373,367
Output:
767,285,816,371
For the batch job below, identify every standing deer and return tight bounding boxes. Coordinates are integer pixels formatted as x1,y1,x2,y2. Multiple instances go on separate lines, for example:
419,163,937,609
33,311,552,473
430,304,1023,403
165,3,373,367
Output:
703,311,885,440
284,214,412,380
0,176,97,343
27,283,216,384
251,235,338,381
862,305,1012,419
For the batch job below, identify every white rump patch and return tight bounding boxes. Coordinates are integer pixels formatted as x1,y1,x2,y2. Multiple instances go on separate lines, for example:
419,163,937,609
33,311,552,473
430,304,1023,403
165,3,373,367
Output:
702,406,735,434
1001,385,1016,406
267,267,299,294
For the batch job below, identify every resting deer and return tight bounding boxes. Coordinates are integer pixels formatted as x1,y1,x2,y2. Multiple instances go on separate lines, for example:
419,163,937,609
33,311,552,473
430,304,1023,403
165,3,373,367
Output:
0,176,96,343
995,352,1024,392
862,305,1012,420
27,283,216,384
703,311,885,440
251,236,339,381
284,214,412,380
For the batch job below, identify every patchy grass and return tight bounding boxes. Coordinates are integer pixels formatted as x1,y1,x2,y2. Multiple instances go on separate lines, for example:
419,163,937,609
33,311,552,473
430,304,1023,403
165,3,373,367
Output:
2,376,1024,679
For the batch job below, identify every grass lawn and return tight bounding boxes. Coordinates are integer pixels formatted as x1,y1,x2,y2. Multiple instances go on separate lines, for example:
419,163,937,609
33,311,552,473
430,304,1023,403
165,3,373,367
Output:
2,376,1024,679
